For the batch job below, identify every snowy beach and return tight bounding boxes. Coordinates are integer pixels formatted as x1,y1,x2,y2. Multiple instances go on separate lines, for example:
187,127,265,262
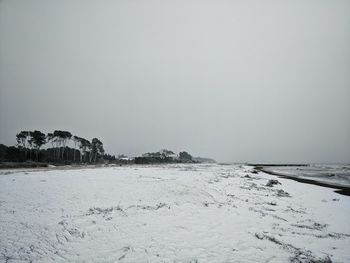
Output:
1,164,349,262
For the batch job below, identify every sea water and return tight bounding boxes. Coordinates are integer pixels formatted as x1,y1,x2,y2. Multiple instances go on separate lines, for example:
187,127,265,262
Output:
266,164,350,187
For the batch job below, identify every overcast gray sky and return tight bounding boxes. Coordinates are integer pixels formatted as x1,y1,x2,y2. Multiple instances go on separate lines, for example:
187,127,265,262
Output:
1,0,349,163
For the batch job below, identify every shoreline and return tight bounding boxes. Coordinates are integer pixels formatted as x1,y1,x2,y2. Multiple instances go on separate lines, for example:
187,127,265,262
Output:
255,166,350,196
2,162,350,196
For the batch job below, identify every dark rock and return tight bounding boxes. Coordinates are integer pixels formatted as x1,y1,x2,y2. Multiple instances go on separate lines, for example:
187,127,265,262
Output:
266,179,281,187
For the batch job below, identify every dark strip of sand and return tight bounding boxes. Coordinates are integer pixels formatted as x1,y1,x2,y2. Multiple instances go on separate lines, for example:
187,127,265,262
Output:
255,166,350,197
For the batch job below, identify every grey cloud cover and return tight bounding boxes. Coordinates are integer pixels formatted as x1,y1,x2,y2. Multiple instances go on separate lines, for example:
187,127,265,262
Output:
1,0,349,163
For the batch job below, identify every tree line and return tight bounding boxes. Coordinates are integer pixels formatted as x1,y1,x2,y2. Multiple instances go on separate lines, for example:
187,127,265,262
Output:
134,149,194,164
0,132,215,165
0,130,114,163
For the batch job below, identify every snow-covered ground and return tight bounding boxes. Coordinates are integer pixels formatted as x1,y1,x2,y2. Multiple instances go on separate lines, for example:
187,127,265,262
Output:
0,164,349,262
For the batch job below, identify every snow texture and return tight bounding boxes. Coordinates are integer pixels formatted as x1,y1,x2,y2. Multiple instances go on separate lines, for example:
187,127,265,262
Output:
0,164,349,262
